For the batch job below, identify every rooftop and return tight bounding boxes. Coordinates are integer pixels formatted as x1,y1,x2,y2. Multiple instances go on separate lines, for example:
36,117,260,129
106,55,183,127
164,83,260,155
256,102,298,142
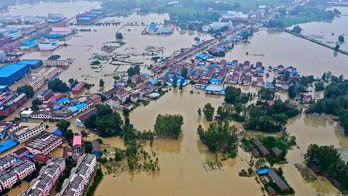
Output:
25,132,61,151
0,64,28,78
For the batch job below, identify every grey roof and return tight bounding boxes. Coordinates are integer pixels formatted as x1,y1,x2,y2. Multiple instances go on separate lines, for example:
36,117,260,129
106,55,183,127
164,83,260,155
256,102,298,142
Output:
268,169,289,191
91,140,100,152
26,132,61,151
0,154,16,169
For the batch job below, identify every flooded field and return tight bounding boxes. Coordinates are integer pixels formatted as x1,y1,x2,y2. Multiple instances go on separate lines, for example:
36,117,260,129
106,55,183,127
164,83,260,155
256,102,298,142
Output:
2,1,348,196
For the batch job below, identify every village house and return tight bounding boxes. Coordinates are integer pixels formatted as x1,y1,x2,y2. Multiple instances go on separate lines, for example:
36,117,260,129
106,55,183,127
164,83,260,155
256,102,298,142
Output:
272,147,283,158
72,135,84,160
258,145,270,156
115,89,130,104
13,147,29,158
76,108,97,127
130,74,142,84
268,169,289,191
72,82,86,95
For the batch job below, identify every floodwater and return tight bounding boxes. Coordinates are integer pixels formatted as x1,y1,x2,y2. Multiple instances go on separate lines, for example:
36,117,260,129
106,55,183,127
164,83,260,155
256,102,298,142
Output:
3,1,348,196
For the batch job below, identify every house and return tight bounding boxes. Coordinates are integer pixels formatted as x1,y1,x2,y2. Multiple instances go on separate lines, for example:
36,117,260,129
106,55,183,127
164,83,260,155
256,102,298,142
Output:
33,154,51,163
91,140,100,158
268,169,289,191
115,89,129,104
130,74,141,84
72,82,86,95
302,95,313,104
251,149,261,158
252,138,263,147
258,145,270,156
87,93,101,105
130,93,140,103
266,186,276,196
76,108,97,127
13,147,29,158
72,135,83,160
272,147,283,158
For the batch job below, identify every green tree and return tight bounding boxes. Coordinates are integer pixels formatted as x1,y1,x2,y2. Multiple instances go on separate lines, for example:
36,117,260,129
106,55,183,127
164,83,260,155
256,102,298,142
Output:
154,114,184,139
197,122,238,158
116,32,123,39
48,78,70,92
338,35,344,43
99,79,104,87
17,85,34,98
197,108,202,116
292,25,302,34
288,85,296,99
181,67,188,79
56,120,71,132
203,103,215,121
172,75,177,89
225,86,241,104
127,65,140,77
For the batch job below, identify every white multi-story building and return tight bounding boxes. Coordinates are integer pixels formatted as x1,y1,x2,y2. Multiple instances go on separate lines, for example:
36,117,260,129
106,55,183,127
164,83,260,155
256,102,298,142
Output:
0,50,6,61
9,123,45,143
24,157,65,196
0,154,16,172
38,41,58,51
25,132,63,155
57,154,96,196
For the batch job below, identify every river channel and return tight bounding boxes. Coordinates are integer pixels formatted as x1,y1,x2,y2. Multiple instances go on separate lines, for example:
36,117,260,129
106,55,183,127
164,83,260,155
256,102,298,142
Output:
2,1,348,196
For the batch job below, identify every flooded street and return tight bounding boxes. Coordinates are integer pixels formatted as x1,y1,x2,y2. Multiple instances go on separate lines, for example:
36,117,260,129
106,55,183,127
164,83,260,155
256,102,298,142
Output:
2,1,348,195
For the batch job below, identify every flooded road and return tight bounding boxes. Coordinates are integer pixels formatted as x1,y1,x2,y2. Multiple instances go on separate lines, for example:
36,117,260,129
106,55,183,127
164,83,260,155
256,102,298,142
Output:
2,1,348,195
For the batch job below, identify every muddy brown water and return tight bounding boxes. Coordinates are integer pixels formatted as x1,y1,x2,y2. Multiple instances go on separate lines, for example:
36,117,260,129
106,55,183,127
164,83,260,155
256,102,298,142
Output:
3,1,348,195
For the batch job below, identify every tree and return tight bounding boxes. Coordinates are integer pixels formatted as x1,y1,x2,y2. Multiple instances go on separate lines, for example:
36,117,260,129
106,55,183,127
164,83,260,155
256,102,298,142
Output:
292,25,302,34
338,35,344,43
197,108,202,116
181,67,188,79
203,103,215,121
56,120,71,132
116,32,123,39
63,130,74,140
224,86,242,105
127,65,140,77
197,122,238,158
99,79,104,87
68,78,78,88
288,85,296,99
123,108,130,117
335,43,340,51
172,75,177,89
48,78,70,92
154,114,184,139
17,85,34,98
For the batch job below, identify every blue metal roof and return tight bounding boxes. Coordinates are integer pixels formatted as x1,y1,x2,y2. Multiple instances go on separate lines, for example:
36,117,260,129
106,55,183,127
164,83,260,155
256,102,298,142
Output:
56,97,70,104
0,139,17,153
0,64,28,78
256,168,269,175
19,59,42,65
53,129,62,135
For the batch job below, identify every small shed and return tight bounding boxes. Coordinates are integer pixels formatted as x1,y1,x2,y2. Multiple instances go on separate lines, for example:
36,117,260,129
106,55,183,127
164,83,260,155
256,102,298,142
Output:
258,145,270,156
251,149,261,158
266,186,276,196
252,138,263,147
272,147,283,158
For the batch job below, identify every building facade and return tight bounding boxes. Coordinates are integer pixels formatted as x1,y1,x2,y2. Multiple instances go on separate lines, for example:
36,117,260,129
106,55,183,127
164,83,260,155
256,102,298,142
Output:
9,123,45,143
24,157,65,196
57,154,96,196
25,132,63,155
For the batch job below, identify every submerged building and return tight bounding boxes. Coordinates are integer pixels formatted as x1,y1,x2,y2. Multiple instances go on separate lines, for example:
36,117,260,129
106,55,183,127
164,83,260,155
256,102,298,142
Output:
0,64,30,86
